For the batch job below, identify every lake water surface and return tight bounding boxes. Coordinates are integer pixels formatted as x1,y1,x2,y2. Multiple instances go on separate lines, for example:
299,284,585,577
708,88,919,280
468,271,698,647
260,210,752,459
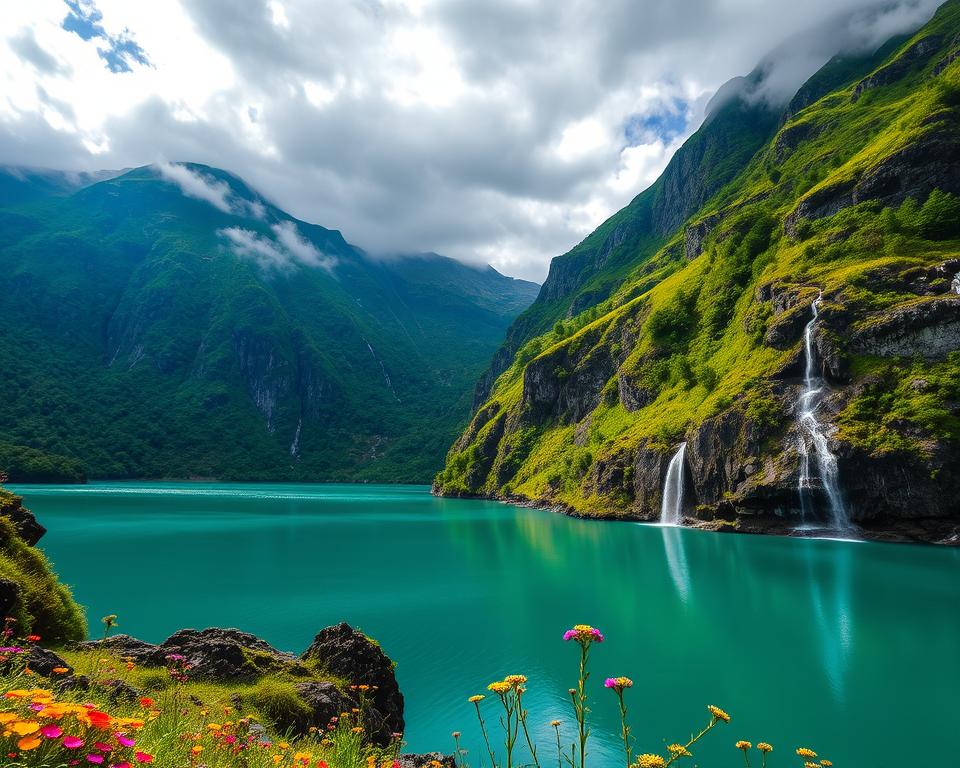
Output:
11,482,960,766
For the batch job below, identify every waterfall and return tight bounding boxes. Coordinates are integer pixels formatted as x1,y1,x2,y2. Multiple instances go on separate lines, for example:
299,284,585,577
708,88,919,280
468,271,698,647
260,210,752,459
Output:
659,442,687,526
952,272,960,294
796,293,851,530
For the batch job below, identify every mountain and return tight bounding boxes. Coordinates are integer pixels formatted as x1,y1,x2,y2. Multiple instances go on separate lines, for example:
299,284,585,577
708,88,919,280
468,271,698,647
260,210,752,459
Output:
0,163,538,482
436,0,960,542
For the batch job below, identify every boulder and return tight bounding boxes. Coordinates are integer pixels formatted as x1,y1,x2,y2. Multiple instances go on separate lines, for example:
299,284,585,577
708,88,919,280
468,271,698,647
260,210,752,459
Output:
77,634,159,663
398,754,456,768
27,646,72,676
291,681,354,733
301,622,404,743
151,628,304,681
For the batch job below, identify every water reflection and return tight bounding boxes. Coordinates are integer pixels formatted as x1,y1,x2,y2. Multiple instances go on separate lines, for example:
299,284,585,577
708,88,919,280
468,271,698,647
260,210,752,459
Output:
660,525,691,603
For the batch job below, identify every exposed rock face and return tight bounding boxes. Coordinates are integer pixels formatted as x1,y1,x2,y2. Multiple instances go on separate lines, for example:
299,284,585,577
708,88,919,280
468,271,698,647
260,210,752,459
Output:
27,646,72,677
301,622,404,744
0,491,45,545
849,296,960,360
288,681,353,733
851,35,943,101
785,126,960,234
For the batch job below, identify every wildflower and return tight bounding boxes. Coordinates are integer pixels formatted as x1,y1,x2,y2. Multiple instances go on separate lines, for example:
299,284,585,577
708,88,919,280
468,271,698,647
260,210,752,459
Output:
52,667,69,674
102,615,118,629
736,741,752,750
18,735,41,751
550,719,561,727
134,751,154,763
86,755,104,764
757,743,773,753
11,721,40,735
191,745,203,754
26,634,41,643
635,754,666,768
708,705,731,723
604,676,633,691
562,624,604,644
796,748,818,759
94,741,113,752
63,736,84,749
487,681,511,695
667,744,691,757
116,734,136,748
820,762,832,767
41,724,62,739
452,731,460,738
468,695,484,703
504,674,527,687
804,764,819,768
138,698,154,709
351,726,363,733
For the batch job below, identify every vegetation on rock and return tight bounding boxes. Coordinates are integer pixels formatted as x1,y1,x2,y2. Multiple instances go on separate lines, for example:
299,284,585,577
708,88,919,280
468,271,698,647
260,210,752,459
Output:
437,0,960,541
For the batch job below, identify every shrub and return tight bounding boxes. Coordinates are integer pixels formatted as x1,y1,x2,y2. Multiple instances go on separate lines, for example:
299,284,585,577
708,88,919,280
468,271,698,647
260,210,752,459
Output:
917,189,960,240
245,678,313,732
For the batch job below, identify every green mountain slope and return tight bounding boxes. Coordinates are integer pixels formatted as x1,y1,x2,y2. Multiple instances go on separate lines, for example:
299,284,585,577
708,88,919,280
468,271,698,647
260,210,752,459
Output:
0,164,538,482
437,0,960,542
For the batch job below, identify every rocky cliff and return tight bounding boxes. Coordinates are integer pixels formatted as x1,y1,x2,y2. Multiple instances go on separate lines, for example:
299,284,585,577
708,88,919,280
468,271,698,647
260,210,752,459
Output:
438,1,960,544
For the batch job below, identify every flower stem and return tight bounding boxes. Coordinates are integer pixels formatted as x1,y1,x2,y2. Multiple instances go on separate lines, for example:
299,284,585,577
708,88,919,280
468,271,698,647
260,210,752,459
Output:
474,701,497,768
616,689,631,768
516,689,541,768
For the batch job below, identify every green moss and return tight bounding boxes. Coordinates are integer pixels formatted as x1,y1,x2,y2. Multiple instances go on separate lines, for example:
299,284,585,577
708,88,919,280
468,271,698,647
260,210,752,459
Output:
0,510,86,644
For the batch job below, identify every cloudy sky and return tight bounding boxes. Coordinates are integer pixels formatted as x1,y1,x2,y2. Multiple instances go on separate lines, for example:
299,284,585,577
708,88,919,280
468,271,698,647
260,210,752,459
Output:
0,0,942,281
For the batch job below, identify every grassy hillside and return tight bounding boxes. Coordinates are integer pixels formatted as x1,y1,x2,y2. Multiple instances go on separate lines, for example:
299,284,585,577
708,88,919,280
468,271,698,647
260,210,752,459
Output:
437,1,960,539
0,165,538,483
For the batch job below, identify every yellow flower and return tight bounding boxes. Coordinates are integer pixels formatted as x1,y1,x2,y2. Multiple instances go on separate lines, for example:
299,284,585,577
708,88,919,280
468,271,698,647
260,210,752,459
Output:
735,741,752,750
352,726,364,733
11,721,40,736
550,719,561,727
635,754,667,768
487,681,512,695
757,743,773,753
468,695,485,703
820,762,832,767
708,705,731,723
191,745,203,754
504,674,527,687
804,763,819,768
52,667,69,674
278,741,290,750
207,723,222,731
667,744,691,757
796,748,818,759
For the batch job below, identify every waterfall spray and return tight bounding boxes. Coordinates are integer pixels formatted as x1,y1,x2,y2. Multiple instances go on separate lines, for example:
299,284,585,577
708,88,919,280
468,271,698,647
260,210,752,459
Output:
952,272,960,294
659,443,687,526
796,293,851,530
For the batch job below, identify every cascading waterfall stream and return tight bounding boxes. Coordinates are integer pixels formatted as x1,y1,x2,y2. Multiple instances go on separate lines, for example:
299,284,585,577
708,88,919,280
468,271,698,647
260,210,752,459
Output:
952,271,960,294
659,442,687,526
796,293,851,530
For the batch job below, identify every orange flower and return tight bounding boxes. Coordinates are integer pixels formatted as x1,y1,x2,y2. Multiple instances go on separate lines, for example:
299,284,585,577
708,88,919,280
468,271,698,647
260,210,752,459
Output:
17,735,41,751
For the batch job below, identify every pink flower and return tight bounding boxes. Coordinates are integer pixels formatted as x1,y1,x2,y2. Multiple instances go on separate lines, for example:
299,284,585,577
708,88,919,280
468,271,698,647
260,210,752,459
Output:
63,736,85,749
41,724,63,739
30,703,44,711
115,763,132,768
134,751,154,763
604,676,633,691
86,755,104,764
563,625,604,644
94,741,113,753
116,734,135,748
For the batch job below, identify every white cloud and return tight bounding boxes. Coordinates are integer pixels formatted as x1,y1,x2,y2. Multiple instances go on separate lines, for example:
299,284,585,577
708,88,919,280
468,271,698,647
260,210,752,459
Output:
157,160,233,212
271,220,336,270
0,0,944,281
220,221,337,272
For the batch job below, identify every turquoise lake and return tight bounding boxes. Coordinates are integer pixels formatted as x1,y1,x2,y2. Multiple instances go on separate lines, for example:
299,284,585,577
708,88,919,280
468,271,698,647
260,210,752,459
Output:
10,482,960,766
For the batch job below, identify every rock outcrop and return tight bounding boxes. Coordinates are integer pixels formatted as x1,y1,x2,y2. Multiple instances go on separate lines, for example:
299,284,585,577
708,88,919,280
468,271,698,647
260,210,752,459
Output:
301,622,405,744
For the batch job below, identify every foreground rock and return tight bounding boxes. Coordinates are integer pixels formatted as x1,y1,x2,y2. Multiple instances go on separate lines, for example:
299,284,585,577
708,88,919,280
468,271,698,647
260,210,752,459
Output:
79,623,405,745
